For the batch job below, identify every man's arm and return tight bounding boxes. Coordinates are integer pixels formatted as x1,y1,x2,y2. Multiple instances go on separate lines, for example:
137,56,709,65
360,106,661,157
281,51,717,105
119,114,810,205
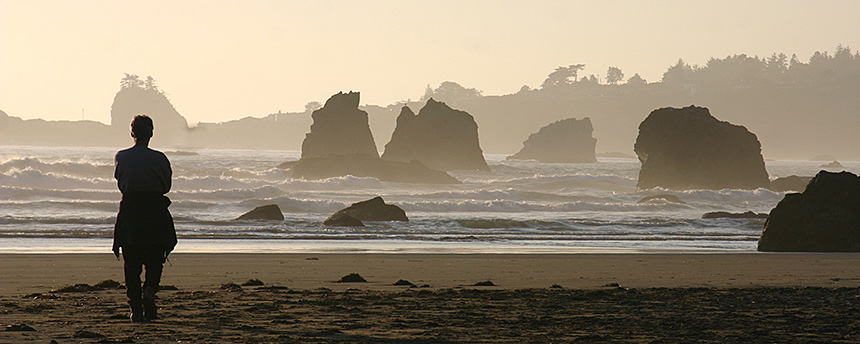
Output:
162,154,172,194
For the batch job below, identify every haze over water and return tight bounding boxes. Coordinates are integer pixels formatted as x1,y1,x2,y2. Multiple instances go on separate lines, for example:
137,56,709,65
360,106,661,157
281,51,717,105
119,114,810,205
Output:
1,2,859,253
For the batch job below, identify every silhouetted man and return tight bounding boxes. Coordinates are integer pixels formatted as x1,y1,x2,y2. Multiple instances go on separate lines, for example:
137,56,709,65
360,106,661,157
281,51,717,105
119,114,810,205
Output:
113,115,177,322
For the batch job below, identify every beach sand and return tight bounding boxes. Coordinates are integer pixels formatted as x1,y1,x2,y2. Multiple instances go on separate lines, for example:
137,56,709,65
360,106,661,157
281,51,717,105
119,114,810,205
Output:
2,253,860,342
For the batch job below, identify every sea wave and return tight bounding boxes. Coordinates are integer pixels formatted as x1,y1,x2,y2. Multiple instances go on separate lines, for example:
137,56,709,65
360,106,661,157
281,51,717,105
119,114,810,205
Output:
0,168,113,189
0,157,113,177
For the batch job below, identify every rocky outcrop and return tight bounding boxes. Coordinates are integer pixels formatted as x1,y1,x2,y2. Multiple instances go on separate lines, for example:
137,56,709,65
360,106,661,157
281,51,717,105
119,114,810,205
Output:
236,204,284,221
507,117,597,163
634,106,770,190
111,78,189,146
323,214,364,227
702,211,768,219
325,197,408,223
284,153,460,184
382,100,489,171
301,91,378,158
769,176,812,193
758,171,860,252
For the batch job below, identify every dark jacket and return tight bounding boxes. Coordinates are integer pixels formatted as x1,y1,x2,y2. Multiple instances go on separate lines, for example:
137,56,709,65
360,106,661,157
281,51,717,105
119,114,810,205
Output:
113,192,177,257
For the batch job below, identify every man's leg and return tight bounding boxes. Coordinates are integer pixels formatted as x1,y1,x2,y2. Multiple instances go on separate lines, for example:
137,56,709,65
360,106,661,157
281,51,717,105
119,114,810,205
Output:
122,247,145,322
141,249,165,320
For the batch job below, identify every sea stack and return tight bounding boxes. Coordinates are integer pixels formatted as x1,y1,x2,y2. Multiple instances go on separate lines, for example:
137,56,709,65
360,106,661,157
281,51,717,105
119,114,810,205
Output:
110,75,189,146
633,106,770,190
507,117,597,163
382,99,489,171
758,171,860,252
301,91,378,158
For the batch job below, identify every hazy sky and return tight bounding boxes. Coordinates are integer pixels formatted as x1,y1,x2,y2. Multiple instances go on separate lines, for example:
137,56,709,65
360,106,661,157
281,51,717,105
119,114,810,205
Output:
2,0,859,125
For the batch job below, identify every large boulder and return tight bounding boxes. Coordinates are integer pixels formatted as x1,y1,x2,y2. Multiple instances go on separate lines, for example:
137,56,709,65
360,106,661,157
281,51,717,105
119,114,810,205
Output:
381,100,489,171
633,106,770,190
323,214,364,227
769,175,812,193
236,204,284,221
507,117,597,163
325,197,408,223
301,91,378,158
758,171,860,252
284,153,460,184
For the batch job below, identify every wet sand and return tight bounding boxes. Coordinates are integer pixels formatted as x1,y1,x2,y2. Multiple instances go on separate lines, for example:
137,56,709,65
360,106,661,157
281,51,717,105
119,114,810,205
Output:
2,253,860,342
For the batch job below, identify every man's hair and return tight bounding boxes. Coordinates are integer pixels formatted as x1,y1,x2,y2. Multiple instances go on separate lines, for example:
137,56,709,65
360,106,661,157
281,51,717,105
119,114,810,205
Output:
131,115,154,139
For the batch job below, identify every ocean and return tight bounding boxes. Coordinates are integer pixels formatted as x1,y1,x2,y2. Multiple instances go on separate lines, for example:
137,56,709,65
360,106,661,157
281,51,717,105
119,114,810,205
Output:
1,145,856,254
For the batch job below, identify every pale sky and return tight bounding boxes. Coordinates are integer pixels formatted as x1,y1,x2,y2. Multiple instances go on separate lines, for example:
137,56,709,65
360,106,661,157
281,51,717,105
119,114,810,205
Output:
2,0,859,125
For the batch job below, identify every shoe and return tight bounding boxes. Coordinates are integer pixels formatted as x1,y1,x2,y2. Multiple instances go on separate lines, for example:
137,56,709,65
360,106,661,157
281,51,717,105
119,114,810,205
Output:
142,286,158,320
129,302,145,322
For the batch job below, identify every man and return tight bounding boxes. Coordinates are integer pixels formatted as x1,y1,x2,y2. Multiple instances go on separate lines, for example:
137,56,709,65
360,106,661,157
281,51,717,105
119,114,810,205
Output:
113,115,177,322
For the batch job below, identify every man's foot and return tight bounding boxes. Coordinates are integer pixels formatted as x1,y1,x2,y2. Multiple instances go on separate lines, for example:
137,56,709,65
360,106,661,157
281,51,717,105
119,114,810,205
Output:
129,302,145,322
142,286,158,320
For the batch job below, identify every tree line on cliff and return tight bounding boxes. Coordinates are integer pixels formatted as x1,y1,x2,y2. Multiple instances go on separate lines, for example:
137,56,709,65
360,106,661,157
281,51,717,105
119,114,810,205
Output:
0,45,857,160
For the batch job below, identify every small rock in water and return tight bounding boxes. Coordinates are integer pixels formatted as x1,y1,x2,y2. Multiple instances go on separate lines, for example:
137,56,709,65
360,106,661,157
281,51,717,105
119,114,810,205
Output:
324,214,364,227
702,211,768,219
235,204,284,221
338,273,367,283
473,280,495,286
550,284,564,289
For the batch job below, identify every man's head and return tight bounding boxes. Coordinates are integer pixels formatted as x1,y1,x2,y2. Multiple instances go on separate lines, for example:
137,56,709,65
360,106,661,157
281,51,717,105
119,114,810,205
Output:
130,115,154,141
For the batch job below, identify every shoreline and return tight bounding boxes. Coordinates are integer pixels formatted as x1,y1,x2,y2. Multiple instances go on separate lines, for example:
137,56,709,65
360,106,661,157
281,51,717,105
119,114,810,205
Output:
4,252,860,296
4,253,860,342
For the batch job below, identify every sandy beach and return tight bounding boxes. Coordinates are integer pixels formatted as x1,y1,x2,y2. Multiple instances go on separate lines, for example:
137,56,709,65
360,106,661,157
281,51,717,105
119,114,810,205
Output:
2,253,860,343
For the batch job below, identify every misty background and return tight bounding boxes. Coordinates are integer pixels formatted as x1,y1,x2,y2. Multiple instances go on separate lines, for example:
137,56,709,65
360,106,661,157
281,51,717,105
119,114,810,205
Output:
1,1,859,159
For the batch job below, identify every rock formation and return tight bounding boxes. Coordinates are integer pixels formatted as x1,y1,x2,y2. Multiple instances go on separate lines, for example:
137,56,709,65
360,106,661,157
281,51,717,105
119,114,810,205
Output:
325,197,408,223
769,176,812,193
301,91,378,158
758,170,860,252
702,211,767,219
507,117,597,163
634,106,770,190
283,153,460,184
236,204,284,221
382,100,489,171
111,75,189,147
323,214,364,227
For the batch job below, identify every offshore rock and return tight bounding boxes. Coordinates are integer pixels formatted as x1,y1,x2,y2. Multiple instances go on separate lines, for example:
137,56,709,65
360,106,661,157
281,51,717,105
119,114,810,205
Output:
769,175,812,193
301,91,378,158
507,117,597,163
325,197,408,223
634,106,770,190
111,82,189,147
702,211,768,219
382,100,489,171
323,214,364,227
286,153,460,184
236,204,284,221
758,171,860,252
